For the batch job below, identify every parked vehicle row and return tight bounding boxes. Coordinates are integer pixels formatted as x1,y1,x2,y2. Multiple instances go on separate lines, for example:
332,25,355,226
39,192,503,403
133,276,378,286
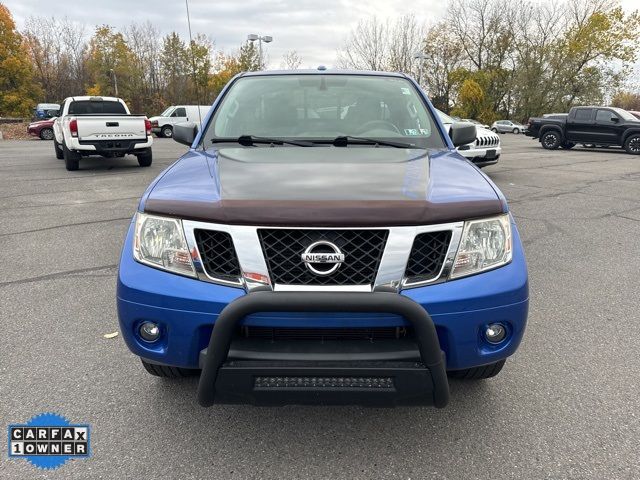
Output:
437,109,501,168
32,103,59,121
526,106,640,154
52,96,153,170
27,118,55,140
491,119,527,134
462,118,490,129
149,105,208,138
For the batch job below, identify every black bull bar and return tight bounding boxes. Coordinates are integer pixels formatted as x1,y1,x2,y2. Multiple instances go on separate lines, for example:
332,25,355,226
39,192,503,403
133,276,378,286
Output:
197,292,450,408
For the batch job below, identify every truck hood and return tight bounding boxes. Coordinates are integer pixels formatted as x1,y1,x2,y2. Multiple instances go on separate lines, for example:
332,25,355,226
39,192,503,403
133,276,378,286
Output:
143,147,505,227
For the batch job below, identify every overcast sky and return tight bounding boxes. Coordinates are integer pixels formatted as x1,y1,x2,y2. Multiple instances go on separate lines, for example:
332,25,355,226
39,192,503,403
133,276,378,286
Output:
3,0,638,69
3,0,446,68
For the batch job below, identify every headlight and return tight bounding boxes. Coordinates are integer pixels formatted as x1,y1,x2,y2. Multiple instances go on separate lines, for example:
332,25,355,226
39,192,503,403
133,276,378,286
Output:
133,213,196,277
450,214,512,279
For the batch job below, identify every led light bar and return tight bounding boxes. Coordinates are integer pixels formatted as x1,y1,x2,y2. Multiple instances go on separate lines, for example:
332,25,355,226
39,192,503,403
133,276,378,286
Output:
254,376,394,389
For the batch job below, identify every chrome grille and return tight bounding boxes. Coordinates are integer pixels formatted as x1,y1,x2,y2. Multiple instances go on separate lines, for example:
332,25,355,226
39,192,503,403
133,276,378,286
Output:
475,135,500,147
258,229,388,286
194,229,241,281
404,231,452,283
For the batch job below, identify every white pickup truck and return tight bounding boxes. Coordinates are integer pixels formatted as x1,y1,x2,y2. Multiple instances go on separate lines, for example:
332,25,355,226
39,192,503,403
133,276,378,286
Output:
53,96,153,171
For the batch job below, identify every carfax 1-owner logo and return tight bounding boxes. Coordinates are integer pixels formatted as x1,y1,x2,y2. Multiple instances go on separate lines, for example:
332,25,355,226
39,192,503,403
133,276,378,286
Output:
8,413,91,470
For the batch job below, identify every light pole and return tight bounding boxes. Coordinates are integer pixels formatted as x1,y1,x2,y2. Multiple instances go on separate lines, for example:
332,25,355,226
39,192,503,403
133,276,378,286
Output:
110,69,119,97
247,34,273,69
412,52,427,89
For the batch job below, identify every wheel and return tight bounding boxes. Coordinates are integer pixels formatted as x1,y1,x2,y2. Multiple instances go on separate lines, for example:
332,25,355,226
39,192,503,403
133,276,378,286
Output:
62,143,80,171
491,127,498,133
560,142,575,149
40,128,54,140
540,130,561,150
141,359,199,378
448,359,506,380
137,148,153,167
161,125,173,138
53,139,64,159
624,134,640,154
512,128,520,134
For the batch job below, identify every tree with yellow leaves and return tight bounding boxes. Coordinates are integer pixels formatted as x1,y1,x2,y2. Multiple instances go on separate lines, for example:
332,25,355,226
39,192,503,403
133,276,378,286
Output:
0,4,42,117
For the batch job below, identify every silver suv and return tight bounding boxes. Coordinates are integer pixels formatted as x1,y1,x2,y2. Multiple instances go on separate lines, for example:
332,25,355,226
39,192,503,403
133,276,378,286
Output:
491,120,526,134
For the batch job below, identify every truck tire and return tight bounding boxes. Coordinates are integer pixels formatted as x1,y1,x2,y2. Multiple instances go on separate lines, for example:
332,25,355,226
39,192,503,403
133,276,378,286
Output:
161,125,173,138
624,134,640,155
137,148,153,167
63,143,80,171
512,127,520,134
541,130,561,150
141,360,199,378
40,128,54,140
448,359,506,380
560,142,575,149
53,139,64,159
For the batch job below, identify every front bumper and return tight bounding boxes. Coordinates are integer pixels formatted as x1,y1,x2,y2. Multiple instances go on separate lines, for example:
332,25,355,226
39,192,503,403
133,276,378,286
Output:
117,219,529,375
458,145,502,167
197,292,449,407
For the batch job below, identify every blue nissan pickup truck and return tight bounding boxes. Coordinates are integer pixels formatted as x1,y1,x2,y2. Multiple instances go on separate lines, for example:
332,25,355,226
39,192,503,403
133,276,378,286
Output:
117,70,528,407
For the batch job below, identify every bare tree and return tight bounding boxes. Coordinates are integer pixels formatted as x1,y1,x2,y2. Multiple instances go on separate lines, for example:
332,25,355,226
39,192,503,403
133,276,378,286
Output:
280,50,302,70
125,22,163,112
419,23,465,110
387,16,425,75
59,18,88,95
23,16,87,101
337,15,425,75
337,17,390,70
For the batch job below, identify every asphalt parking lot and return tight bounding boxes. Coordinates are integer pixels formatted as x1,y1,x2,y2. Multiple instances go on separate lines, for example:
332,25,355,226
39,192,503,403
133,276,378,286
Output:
1,135,639,479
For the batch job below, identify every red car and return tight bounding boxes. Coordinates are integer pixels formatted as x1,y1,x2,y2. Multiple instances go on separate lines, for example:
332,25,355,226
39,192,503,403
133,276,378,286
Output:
27,118,55,140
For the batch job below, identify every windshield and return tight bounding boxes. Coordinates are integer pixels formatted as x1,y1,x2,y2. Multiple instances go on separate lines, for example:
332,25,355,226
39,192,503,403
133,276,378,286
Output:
160,107,174,116
203,74,446,149
612,108,638,122
37,103,59,111
435,108,454,125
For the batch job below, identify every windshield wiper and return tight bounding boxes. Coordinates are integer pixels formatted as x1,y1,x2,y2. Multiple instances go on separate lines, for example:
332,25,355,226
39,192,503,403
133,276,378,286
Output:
329,136,417,149
211,135,314,147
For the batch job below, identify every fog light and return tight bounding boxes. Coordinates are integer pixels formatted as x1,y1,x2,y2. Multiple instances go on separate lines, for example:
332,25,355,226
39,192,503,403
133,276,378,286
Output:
485,323,506,344
139,322,160,342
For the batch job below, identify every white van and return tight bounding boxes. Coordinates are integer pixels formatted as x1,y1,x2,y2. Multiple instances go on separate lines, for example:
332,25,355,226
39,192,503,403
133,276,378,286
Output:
149,105,209,137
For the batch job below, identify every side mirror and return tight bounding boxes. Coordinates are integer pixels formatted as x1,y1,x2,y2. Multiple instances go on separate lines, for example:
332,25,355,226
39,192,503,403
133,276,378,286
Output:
173,121,199,146
450,122,477,147
611,116,619,123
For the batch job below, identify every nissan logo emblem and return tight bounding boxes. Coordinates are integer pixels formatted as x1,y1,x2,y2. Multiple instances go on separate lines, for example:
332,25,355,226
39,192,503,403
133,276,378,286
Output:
301,241,345,276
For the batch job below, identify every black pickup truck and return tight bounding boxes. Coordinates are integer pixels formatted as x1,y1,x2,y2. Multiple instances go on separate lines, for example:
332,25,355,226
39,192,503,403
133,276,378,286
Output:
526,106,640,154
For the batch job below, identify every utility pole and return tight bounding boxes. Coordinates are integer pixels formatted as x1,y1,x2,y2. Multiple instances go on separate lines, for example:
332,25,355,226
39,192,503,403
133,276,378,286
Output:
247,34,273,69
413,52,427,89
110,69,119,97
